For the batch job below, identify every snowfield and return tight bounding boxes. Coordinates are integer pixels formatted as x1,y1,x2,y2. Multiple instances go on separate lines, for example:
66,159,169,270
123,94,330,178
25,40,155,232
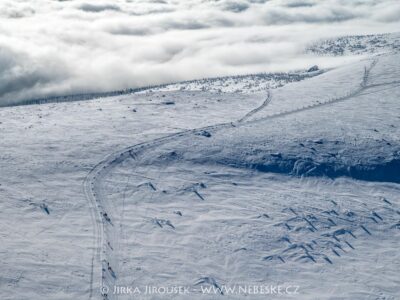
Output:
1,40,400,299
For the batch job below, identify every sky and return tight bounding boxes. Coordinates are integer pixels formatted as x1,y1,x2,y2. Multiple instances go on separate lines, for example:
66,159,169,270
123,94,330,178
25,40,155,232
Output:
0,0,399,105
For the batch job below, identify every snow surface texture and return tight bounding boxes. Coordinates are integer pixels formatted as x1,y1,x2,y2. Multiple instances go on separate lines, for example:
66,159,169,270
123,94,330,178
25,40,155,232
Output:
1,39,400,300
1,90,265,299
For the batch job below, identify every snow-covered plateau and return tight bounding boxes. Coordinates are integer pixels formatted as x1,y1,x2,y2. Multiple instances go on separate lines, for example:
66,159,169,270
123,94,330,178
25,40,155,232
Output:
0,36,399,300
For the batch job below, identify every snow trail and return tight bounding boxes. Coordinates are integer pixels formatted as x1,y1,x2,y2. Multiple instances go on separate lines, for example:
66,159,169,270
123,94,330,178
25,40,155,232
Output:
237,90,272,123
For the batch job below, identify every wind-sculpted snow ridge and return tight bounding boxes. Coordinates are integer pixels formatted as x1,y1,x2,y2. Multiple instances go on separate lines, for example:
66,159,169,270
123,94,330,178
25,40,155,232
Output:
0,70,321,108
201,139,400,184
308,32,400,56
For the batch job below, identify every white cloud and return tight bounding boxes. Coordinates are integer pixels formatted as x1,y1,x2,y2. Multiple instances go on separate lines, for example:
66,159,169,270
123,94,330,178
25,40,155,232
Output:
0,0,398,105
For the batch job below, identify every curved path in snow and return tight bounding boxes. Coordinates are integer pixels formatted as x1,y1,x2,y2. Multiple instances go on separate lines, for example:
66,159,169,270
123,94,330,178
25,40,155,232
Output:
238,90,272,123
84,58,379,299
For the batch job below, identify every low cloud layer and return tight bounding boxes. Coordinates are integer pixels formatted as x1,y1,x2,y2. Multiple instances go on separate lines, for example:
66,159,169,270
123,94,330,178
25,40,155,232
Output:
0,0,399,105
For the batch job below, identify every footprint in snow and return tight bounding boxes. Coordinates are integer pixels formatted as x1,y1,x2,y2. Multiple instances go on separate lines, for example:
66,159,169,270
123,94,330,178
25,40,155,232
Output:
39,203,50,215
153,218,175,229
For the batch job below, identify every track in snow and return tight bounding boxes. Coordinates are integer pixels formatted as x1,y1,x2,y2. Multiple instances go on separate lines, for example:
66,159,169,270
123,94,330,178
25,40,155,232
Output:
237,90,272,123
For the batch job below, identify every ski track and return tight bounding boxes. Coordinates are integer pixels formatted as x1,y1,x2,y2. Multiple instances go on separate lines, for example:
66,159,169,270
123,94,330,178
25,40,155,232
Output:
83,58,379,299
237,90,272,123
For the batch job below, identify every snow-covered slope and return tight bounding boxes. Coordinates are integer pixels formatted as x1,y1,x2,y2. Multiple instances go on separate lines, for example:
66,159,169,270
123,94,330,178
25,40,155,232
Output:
0,88,273,299
1,43,399,300
92,53,400,300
